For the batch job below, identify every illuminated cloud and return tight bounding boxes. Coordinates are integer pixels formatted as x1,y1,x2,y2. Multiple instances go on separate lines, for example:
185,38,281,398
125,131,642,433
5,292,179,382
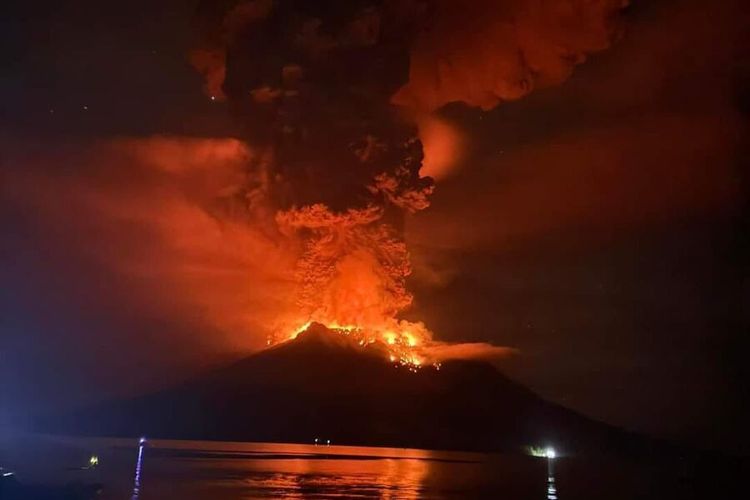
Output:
5,137,299,352
394,0,628,111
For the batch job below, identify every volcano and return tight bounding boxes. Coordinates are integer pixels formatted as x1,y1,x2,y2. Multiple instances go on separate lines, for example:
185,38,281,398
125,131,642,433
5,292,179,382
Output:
41,324,648,454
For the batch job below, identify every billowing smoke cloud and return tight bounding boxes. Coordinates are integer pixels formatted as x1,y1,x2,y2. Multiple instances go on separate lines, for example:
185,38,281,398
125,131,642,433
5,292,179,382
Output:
187,0,627,355
191,0,438,347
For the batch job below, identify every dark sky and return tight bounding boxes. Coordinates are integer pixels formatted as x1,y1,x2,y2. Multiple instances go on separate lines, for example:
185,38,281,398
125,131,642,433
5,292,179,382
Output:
2,0,748,454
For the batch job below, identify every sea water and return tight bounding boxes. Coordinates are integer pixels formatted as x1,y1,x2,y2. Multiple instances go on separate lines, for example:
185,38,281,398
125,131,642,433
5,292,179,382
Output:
0,433,739,499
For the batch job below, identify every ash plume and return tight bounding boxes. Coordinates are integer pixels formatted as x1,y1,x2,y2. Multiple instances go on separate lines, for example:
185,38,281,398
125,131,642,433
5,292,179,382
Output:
191,0,435,343
190,0,627,353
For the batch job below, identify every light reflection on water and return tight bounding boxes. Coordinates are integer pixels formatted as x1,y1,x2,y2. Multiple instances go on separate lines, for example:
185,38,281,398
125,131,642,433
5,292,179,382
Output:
1,436,550,499
240,457,426,499
547,456,558,499
129,441,438,499
547,475,558,500
179,450,430,499
130,438,145,500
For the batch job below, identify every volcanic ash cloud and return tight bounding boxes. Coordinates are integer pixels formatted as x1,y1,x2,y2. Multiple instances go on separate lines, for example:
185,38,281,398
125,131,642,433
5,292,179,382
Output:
185,0,628,360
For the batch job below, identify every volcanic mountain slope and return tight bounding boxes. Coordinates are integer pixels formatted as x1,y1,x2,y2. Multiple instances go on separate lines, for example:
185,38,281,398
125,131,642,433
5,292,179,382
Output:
43,324,647,454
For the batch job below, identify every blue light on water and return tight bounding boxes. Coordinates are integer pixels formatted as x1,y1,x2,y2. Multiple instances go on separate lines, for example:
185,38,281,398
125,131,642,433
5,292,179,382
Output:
131,438,145,500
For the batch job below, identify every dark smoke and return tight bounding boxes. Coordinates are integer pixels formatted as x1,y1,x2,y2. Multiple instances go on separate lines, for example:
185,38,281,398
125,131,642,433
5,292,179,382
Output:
190,0,626,210
192,0,432,212
191,1,437,337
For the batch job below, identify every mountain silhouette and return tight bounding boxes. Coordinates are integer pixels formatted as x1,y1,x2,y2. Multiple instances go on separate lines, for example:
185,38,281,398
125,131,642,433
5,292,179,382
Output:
41,323,650,454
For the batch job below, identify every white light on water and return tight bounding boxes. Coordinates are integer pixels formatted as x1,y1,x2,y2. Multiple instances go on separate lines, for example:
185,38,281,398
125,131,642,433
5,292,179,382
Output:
546,448,556,459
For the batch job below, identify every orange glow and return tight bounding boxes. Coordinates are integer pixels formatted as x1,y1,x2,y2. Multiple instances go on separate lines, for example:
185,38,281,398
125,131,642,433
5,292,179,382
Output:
418,115,465,180
271,201,437,369
9,137,300,353
279,321,429,370
8,136,517,366
267,196,518,368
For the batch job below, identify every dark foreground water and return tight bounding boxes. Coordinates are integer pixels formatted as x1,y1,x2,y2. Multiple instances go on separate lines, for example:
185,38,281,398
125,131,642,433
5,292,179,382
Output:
0,432,744,499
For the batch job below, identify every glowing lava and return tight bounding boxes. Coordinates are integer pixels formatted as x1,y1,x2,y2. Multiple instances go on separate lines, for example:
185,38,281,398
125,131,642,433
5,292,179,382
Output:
282,321,428,370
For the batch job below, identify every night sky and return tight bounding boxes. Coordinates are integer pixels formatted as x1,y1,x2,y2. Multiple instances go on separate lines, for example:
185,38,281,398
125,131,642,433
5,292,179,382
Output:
2,0,748,454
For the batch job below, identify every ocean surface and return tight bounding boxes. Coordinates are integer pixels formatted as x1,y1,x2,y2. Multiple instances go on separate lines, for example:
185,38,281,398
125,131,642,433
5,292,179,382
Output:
0,433,739,499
